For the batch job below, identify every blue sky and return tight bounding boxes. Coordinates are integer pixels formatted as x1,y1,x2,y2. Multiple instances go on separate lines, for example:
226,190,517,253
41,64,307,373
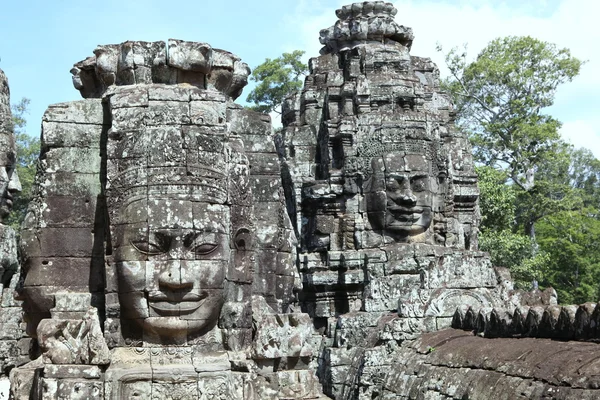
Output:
1,0,597,156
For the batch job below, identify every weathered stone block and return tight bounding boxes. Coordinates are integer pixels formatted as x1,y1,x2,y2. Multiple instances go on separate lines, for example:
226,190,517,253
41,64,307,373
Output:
107,85,149,108
39,195,98,228
20,228,97,258
39,172,101,197
45,148,101,174
246,153,280,175
42,122,103,149
425,253,496,289
43,100,104,124
228,109,271,137
56,379,102,399
23,257,103,291
189,100,226,125
147,84,193,102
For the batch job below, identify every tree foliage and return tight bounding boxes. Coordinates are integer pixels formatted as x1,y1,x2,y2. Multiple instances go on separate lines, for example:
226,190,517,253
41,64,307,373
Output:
566,148,600,208
246,50,308,114
5,98,39,230
479,230,550,289
476,165,546,289
441,36,582,192
441,35,583,235
537,209,600,304
441,36,600,301
476,166,515,232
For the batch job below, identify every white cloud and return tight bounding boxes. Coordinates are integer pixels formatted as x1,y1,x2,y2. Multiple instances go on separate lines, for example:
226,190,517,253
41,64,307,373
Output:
283,0,600,157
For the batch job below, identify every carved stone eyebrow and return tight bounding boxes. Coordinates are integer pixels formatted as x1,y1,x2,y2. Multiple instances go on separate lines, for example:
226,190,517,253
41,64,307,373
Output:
149,231,172,250
183,231,198,247
386,172,410,180
191,221,227,233
183,230,219,247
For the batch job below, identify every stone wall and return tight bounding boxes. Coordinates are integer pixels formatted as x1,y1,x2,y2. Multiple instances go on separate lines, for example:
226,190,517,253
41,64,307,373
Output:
380,329,600,399
280,1,497,327
278,3,520,397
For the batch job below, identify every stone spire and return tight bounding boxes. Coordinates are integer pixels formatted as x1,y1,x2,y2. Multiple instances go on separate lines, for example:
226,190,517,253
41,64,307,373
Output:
319,1,414,54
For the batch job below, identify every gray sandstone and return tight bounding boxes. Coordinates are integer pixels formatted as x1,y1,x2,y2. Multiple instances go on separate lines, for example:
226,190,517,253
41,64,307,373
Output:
0,3,599,399
0,67,26,391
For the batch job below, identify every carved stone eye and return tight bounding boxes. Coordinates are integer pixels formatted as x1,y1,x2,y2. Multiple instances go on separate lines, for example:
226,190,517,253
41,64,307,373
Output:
411,178,427,192
131,241,164,255
191,243,218,256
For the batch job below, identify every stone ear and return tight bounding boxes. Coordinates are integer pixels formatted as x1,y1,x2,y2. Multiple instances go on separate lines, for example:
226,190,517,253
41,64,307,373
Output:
233,228,252,251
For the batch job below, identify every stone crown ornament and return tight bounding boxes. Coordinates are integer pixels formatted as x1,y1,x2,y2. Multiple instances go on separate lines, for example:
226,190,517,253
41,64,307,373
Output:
319,1,414,54
71,39,250,99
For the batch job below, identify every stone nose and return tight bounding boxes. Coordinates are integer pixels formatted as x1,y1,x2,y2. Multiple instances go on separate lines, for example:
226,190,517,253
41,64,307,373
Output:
8,170,21,193
397,190,417,204
390,186,417,205
157,260,194,291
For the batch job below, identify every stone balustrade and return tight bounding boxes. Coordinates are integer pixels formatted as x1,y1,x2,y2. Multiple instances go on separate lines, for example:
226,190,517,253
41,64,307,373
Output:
452,302,600,340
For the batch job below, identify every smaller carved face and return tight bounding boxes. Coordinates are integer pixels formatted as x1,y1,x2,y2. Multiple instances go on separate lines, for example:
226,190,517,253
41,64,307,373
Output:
0,164,21,222
367,152,436,237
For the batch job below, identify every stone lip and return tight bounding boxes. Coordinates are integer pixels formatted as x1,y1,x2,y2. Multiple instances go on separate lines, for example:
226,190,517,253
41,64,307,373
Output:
71,39,250,100
319,1,414,54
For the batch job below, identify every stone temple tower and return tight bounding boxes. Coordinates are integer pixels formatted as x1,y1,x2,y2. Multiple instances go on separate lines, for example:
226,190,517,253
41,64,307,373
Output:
281,1,501,322
279,3,522,397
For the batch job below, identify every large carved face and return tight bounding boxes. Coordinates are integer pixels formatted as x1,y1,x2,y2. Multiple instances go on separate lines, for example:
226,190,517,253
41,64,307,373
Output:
367,152,436,237
113,197,229,340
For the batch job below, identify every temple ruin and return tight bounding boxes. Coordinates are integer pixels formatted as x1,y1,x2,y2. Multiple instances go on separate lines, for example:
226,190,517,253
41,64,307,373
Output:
1,2,599,399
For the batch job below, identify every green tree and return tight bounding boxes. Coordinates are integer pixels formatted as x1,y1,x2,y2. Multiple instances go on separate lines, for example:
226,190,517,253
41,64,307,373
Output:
476,166,515,232
441,36,582,176
536,209,600,303
246,50,308,114
476,165,547,289
476,137,600,298
566,148,600,208
441,36,584,291
440,36,582,243
479,230,550,289
512,143,583,240
5,98,40,230
530,147,600,303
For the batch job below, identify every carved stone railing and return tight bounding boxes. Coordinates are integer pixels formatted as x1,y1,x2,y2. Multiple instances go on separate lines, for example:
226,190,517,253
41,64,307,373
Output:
452,302,600,340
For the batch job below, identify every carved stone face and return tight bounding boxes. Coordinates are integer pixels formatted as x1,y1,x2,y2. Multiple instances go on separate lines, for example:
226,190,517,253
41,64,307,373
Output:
0,162,21,222
114,197,229,340
367,152,437,237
